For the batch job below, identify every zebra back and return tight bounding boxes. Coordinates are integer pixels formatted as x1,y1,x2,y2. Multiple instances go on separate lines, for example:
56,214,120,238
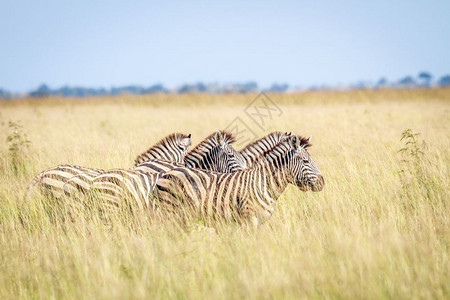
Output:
134,133,191,166
26,164,105,198
90,169,160,212
63,159,183,212
28,133,191,200
184,131,247,173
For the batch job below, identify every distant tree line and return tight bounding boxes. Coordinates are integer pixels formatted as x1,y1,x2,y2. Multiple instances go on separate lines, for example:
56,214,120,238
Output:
1,72,450,99
27,84,168,98
366,72,450,90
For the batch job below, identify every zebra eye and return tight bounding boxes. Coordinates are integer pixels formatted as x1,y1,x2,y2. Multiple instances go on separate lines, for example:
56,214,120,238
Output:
177,145,185,150
302,158,309,163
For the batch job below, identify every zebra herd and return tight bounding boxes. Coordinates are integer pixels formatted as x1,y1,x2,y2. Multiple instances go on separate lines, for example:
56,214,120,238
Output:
27,131,324,226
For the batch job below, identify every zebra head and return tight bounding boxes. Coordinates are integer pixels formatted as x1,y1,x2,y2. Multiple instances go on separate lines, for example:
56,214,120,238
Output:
175,133,192,158
185,131,247,172
213,131,247,172
287,135,324,192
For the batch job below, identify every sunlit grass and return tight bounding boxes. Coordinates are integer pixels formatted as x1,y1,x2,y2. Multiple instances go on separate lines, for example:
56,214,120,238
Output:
0,89,449,299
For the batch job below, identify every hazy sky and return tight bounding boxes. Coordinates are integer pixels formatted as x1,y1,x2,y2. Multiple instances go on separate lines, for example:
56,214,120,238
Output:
1,0,449,92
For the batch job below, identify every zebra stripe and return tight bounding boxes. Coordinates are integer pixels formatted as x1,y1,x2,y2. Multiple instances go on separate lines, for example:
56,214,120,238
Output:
91,169,159,211
134,133,191,165
184,131,247,173
153,135,324,225
65,159,181,195
62,160,182,214
27,164,104,198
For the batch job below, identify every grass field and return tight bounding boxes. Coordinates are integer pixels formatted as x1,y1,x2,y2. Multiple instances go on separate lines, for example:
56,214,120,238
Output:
0,89,449,299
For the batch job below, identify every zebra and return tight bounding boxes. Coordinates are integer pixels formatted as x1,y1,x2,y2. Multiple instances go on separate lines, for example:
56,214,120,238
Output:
239,131,292,168
27,133,192,198
72,131,247,212
153,134,324,226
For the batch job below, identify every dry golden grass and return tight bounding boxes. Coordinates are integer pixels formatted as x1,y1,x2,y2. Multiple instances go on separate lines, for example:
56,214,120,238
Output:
0,89,449,299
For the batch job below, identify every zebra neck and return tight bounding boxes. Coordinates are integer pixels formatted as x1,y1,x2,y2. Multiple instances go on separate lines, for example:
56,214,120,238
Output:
185,145,219,170
259,147,295,198
263,159,290,198
244,160,290,215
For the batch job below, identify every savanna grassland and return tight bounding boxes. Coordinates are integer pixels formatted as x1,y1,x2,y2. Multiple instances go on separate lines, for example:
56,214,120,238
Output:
0,89,449,299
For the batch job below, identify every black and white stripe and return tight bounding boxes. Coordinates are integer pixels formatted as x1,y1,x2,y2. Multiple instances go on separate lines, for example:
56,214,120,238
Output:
70,131,247,210
63,160,181,209
153,135,325,225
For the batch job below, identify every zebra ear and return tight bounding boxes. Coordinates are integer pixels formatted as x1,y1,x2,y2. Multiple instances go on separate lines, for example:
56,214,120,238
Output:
182,135,191,147
307,135,312,143
289,135,300,149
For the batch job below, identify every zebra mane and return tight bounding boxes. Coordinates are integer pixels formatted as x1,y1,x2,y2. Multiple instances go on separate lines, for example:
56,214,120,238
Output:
240,131,291,153
187,130,236,155
215,130,236,144
134,133,190,164
153,132,191,148
251,134,312,164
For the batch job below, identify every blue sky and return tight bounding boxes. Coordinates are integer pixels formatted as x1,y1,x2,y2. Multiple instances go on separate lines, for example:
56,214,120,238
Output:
1,0,449,92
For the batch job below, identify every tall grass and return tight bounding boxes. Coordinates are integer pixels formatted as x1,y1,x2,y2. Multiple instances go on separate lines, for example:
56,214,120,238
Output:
0,89,449,299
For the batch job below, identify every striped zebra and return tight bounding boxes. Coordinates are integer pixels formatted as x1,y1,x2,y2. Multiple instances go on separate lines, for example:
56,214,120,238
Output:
240,131,292,168
27,133,192,198
177,131,246,173
153,135,324,225
74,131,247,212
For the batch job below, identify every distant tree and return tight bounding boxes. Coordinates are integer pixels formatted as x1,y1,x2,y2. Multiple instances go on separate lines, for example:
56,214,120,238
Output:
0,88,12,99
240,81,258,93
144,84,167,94
178,84,195,93
397,76,416,87
418,72,432,87
178,82,210,93
267,83,289,92
29,84,51,97
352,81,369,90
196,82,207,92
223,82,258,93
58,85,71,96
438,75,450,86
376,77,388,87
119,85,145,95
